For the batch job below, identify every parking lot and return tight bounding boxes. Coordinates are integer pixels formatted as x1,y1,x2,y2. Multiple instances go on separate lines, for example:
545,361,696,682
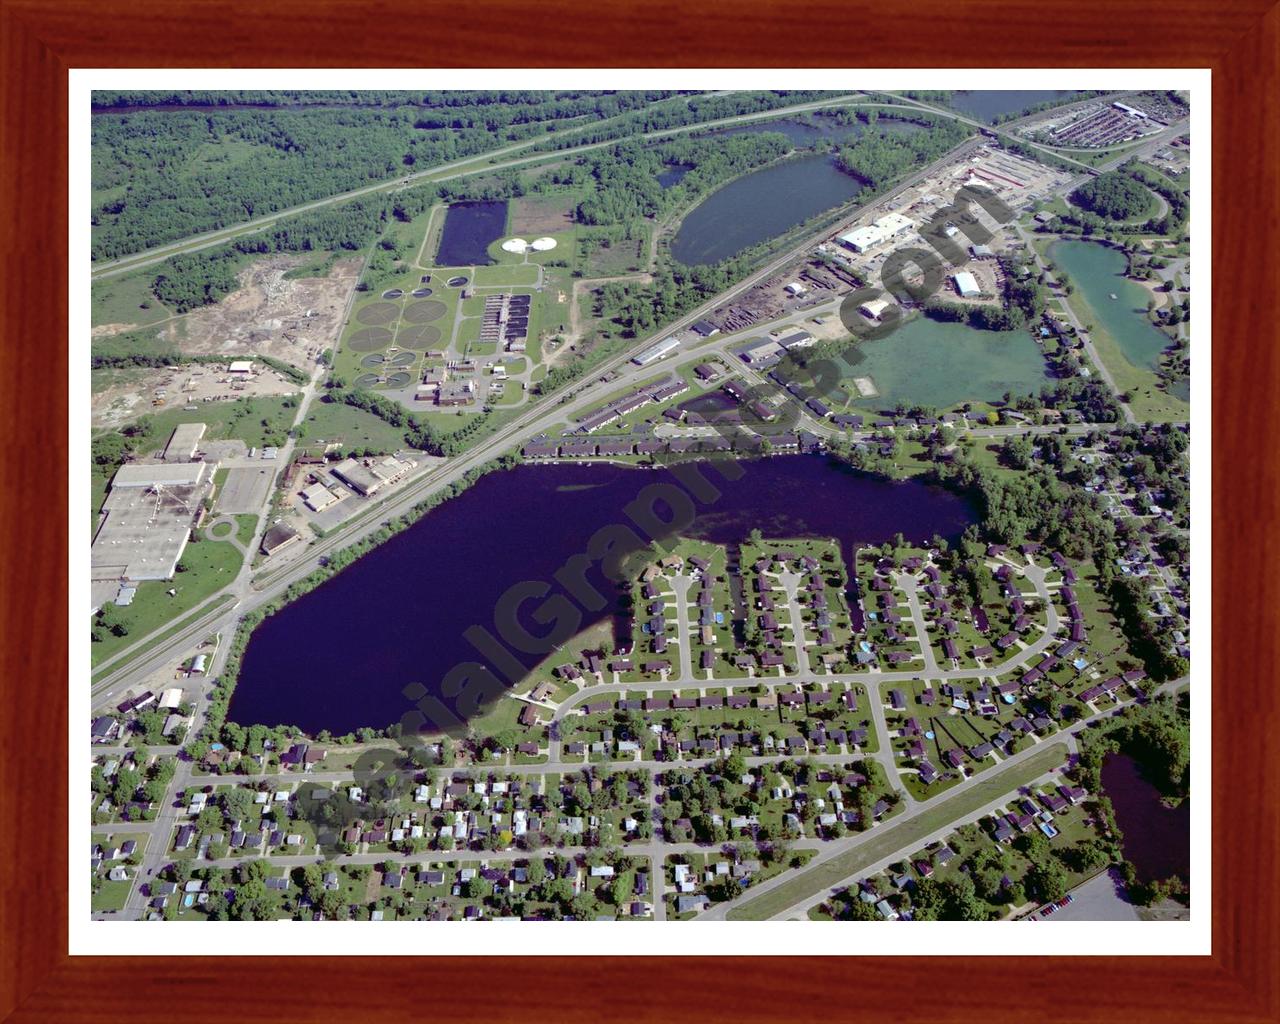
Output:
215,464,277,515
1037,870,1140,922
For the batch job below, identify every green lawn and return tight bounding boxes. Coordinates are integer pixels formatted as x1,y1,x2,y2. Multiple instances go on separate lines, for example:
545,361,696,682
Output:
91,271,172,328
90,536,245,667
91,878,134,913
234,514,259,546
95,395,300,458
299,397,409,454
473,263,542,287
726,742,1070,920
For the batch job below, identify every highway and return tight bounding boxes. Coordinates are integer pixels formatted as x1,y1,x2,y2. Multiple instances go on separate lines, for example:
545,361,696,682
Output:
90,93,868,281
91,131,988,709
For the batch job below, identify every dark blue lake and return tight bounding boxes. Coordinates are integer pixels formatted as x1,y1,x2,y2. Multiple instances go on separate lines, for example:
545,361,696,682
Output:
228,456,977,735
435,200,507,267
670,153,864,267
657,163,693,189
1101,752,1191,885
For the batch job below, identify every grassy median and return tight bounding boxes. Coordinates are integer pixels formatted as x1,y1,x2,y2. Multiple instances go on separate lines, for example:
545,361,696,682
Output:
726,741,1070,920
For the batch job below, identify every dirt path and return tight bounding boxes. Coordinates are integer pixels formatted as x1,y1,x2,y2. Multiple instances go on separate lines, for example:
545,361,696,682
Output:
413,205,444,270
548,272,653,370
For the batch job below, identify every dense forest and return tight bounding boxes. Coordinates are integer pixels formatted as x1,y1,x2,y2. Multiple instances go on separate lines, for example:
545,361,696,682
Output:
91,93,680,260
527,90,836,152
834,114,971,188
1070,171,1156,221
148,197,386,312
90,91,837,261
547,132,793,227
92,89,680,113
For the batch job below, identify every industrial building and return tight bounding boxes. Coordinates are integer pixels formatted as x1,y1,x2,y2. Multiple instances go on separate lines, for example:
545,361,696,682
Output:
779,331,816,351
952,271,981,298
228,360,254,376
301,482,340,512
111,463,208,489
331,456,412,497
632,337,680,366
90,459,215,612
859,299,894,322
162,422,207,463
837,213,914,254
738,337,784,366
260,522,301,557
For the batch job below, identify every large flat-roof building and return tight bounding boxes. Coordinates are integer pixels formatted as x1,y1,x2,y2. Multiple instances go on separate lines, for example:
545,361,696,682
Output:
301,482,340,512
261,522,301,557
738,337,784,366
163,422,207,463
859,298,894,321
778,330,816,351
331,456,413,497
952,271,981,298
632,337,680,366
111,463,208,489
837,213,915,254
90,460,214,610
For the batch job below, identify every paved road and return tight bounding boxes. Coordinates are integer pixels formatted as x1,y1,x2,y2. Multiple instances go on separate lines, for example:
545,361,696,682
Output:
701,671,1187,922
764,766,1064,921
694,738,1075,921
92,131,994,709
91,241,376,695
1012,220,1136,425
90,93,868,280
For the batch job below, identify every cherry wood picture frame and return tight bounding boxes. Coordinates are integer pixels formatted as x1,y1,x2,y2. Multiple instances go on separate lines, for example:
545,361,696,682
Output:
2,0,1275,1020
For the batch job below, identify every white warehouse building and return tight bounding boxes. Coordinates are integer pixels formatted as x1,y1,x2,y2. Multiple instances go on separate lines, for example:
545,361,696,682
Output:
632,337,680,366
838,213,914,254
952,271,981,298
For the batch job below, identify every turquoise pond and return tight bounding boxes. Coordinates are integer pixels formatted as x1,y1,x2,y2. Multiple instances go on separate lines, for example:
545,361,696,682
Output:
840,316,1051,412
1049,239,1173,372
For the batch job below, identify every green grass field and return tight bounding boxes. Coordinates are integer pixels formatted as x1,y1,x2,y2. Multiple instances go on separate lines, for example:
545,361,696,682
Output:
299,397,409,453
90,536,245,667
95,395,299,458
473,263,542,287
91,878,135,913
1061,289,1188,423
725,742,1070,920
91,271,173,329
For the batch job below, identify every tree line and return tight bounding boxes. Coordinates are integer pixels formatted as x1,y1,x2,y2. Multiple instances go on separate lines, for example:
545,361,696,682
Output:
92,94,677,260
149,197,385,312
834,115,971,189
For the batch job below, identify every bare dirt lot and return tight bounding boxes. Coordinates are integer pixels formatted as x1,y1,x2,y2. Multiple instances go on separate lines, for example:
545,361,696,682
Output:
91,363,302,430
156,254,361,370
509,194,576,235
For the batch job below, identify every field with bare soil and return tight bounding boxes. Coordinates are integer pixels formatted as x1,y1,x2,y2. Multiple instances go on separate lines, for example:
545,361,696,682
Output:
152,254,361,370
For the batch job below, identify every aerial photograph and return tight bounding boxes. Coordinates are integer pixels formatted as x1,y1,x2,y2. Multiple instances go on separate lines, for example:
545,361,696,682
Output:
86,86,1192,925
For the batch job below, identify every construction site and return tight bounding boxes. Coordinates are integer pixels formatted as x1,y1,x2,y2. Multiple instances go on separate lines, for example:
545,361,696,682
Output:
92,360,303,430
148,254,361,371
